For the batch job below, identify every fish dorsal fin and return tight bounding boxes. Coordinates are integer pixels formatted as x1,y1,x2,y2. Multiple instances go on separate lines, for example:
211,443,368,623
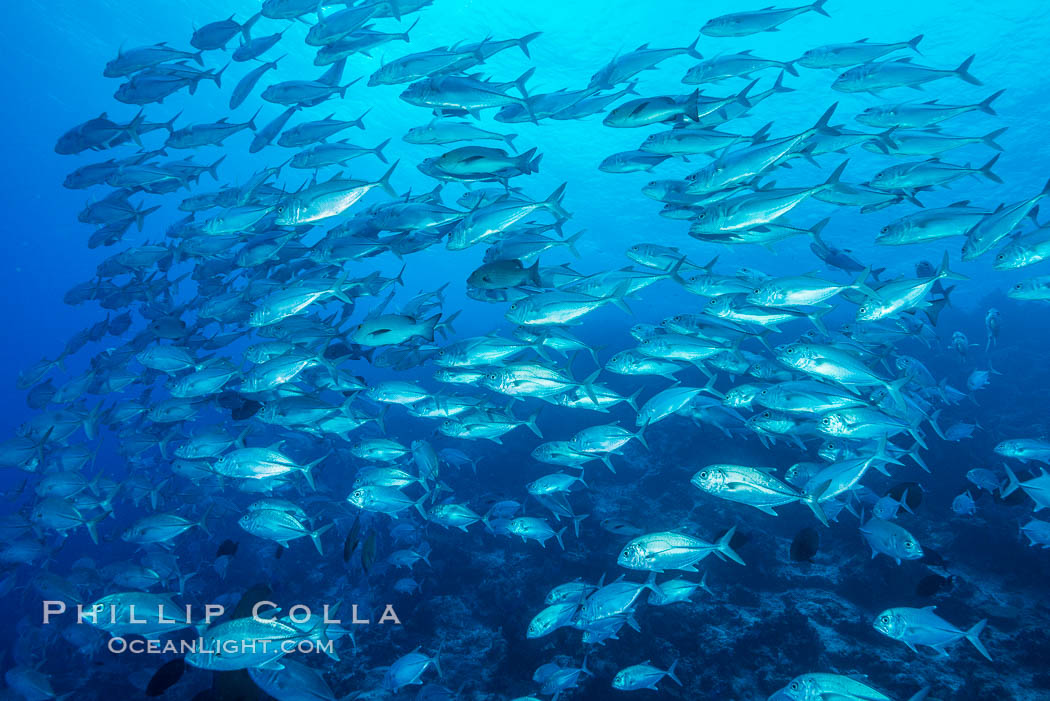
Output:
856,38,869,42
636,43,650,51
948,200,970,207
739,49,754,55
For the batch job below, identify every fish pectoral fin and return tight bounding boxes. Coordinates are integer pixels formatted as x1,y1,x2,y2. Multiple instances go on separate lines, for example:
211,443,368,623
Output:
753,504,779,516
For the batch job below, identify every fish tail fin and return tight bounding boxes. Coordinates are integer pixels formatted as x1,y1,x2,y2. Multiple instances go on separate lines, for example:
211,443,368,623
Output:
375,160,399,197
429,645,442,678
84,512,107,545
701,372,725,399
207,155,226,182
554,527,566,550
525,408,543,438
906,687,932,701
821,158,849,189
807,307,832,336
751,121,774,144
437,309,459,339
898,488,915,514
908,34,924,54
936,250,969,281
978,89,1004,115
685,88,702,122
807,217,831,245
870,436,895,475
955,54,982,85
927,408,946,441
811,0,831,16
634,420,650,450
983,127,1007,151
686,32,703,59
543,182,571,219
1001,464,1020,498
247,106,262,132
606,281,634,316
352,108,370,130
372,138,391,164
979,153,1002,183
572,513,588,537
125,109,145,147
965,618,992,660
163,110,181,134
309,523,333,556
850,266,879,299
212,62,228,88
624,386,643,412
907,423,928,450
784,59,800,77
667,659,683,686
503,132,518,151
135,204,162,232
906,443,930,472
300,452,329,491
664,254,690,286
803,483,831,527
564,229,585,257
580,368,602,405
716,526,746,565
330,268,353,304
241,11,261,38
518,31,542,58
177,569,195,595
517,146,539,173
771,70,793,94
514,66,535,98
527,258,543,287
813,101,839,134
413,494,428,519
197,504,213,536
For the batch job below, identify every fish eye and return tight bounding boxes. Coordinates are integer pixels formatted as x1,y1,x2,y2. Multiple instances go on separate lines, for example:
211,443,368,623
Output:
790,683,799,690
762,411,770,418
880,615,889,623
905,542,914,549
822,417,830,425
996,254,1005,261
699,471,708,479
786,347,795,354
859,306,867,313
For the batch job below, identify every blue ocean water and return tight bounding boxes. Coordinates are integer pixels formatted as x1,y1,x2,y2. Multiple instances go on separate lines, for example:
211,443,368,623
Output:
3,0,1050,698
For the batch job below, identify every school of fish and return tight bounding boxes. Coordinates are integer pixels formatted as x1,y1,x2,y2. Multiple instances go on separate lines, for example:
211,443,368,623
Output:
2,0,1048,699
